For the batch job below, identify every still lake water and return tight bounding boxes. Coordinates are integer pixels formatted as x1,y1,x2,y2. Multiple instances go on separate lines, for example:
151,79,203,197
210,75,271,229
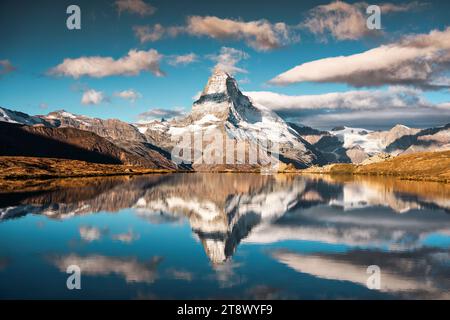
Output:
0,173,449,299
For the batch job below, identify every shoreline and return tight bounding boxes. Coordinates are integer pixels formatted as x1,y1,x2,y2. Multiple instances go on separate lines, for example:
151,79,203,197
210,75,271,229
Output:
298,150,450,184
0,151,449,193
297,171,450,184
1,168,448,196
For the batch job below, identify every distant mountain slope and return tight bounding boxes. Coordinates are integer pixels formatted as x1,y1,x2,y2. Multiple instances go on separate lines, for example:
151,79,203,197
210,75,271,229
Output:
288,125,368,163
0,107,50,126
0,122,176,169
369,124,421,151
0,108,178,169
386,124,450,154
42,110,145,142
39,110,178,169
291,123,449,164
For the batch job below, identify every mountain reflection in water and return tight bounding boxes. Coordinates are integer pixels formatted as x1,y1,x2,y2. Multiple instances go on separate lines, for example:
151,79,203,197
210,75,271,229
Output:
0,173,449,299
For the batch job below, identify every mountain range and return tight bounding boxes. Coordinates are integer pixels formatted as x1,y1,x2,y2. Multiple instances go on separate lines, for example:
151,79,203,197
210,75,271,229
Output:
1,70,449,170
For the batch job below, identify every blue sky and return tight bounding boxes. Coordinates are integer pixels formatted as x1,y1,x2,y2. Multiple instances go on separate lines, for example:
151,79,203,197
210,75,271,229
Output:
0,0,449,129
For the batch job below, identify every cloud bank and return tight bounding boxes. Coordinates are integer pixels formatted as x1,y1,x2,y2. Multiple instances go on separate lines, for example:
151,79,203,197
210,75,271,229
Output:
246,88,450,129
134,16,297,51
270,27,450,89
184,16,295,51
49,49,164,78
137,108,186,121
51,254,162,284
247,87,431,111
303,1,424,41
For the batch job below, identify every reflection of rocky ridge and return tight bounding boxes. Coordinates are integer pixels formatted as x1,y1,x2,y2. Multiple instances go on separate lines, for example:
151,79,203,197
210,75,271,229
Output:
0,175,168,220
1,174,449,264
245,203,450,251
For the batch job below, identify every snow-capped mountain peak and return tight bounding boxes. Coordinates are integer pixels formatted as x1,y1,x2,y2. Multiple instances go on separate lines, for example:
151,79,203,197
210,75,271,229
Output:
329,126,380,153
0,106,48,126
392,124,410,130
46,110,80,119
137,70,325,169
201,68,232,95
191,68,259,123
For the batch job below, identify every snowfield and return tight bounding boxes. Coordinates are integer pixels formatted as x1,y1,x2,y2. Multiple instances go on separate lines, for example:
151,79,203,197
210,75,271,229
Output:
330,126,383,154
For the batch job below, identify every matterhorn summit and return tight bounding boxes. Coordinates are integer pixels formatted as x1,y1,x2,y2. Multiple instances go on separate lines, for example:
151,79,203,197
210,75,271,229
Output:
138,69,325,170
200,68,232,95
191,68,263,124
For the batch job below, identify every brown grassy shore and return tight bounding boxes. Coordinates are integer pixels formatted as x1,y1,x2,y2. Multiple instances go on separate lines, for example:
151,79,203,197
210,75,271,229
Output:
299,150,450,183
0,156,176,192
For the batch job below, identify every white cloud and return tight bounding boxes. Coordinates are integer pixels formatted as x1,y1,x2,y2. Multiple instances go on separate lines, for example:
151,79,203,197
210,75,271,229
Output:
185,16,296,51
270,27,450,88
438,102,450,109
208,47,249,75
114,89,142,102
81,89,105,105
0,59,15,75
112,229,140,243
133,24,182,43
166,268,194,281
270,249,450,299
378,1,425,13
302,1,424,41
246,87,450,129
115,0,156,16
133,24,165,42
300,108,450,130
168,53,198,66
79,226,102,242
137,107,186,121
51,254,161,284
49,49,164,78
134,16,298,51
303,1,372,41
246,87,430,111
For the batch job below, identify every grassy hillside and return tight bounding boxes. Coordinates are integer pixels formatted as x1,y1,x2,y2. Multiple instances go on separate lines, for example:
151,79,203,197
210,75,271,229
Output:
0,156,174,188
301,150,450,183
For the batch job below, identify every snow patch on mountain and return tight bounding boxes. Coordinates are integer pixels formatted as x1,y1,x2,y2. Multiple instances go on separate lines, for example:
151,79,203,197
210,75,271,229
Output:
195,114,220,125
330,126,383,155
0,107,47,126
